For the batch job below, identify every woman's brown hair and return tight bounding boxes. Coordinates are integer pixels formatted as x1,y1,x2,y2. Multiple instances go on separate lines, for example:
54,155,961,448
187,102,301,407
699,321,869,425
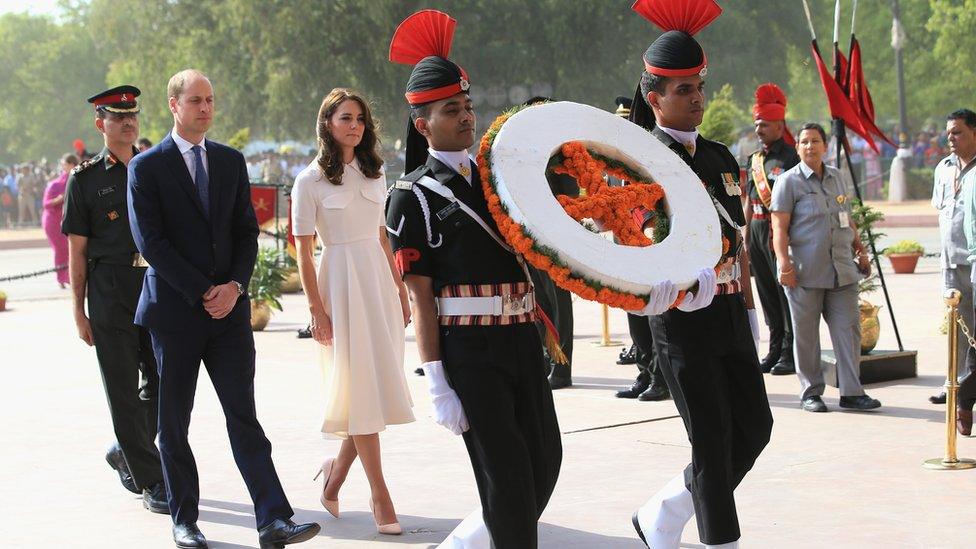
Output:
316,88,384,185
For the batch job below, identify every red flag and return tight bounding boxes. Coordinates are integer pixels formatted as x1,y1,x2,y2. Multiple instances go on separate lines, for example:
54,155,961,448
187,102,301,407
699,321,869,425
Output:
848,37,897,147
811,42,877,152
250,185,277,228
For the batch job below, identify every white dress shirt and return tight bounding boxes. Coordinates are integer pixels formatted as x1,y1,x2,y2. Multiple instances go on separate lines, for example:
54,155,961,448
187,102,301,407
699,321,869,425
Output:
171,130,208,183
428,148,474,185
658,126,699,156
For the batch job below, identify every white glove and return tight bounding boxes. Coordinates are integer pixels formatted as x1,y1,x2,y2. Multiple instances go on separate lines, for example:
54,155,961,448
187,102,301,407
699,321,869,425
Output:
747,308,760,349
422,360,469,435
628,280,680,317
676,268,717,312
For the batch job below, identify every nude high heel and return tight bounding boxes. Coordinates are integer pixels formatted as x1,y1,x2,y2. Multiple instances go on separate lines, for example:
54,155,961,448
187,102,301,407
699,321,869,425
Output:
313,458,339,518
369,499,402,535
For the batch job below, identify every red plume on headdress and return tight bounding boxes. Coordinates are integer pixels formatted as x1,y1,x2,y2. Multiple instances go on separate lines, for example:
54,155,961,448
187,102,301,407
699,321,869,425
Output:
389,9,456,65
73,139,85,150
631,0,722,35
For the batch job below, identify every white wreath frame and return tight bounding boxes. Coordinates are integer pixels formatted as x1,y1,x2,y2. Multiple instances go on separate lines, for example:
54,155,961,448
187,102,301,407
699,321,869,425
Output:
489,101,721,294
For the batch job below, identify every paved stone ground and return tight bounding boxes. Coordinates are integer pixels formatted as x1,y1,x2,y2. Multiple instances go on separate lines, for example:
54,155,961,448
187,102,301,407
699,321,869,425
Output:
1,231,975,548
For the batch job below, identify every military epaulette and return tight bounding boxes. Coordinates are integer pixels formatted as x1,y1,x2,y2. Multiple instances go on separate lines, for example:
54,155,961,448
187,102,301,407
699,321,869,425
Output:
72,155,101,175
391,166,432,191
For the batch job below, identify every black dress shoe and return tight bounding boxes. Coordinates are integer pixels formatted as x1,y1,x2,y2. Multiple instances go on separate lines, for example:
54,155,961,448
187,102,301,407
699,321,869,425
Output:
414,367,425,376
615,377,650,398
638,380,670,401
839,394,881,410
929,392,947,404
297,326,312,339
759,353,780,374
143,482,170,514
801,396,828,412
258,518,321,549
173,523,207,549
617,344,638,365
770,359,796,376
105,443,139,494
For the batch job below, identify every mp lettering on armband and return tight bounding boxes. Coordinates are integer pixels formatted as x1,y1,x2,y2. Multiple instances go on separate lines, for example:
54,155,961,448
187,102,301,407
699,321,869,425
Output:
394,248,421,275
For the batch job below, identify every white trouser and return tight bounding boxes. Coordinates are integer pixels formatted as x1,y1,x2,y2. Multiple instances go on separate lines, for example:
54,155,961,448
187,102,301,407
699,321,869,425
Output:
437,508,491,549
634,473,696,549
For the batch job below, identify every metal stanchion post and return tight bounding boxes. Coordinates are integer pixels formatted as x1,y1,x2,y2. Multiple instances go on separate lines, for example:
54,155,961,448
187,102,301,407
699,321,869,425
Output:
924,289,976,470
592,303,623,347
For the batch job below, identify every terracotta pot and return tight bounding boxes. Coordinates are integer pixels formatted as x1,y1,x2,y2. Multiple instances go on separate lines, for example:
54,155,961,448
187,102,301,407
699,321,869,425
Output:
279,269,302,293
250,300,271,331
887,252,921,274
859,299,881,354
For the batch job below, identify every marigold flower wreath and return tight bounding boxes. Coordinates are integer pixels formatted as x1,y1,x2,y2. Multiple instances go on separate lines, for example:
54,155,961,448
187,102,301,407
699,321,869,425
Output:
477,106,728,310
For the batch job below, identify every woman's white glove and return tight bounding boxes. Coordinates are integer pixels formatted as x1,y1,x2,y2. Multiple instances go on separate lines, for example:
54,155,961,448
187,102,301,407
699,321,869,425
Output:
422,360,469,435
676,268,717,312
628,280,680,317
747,309,761,350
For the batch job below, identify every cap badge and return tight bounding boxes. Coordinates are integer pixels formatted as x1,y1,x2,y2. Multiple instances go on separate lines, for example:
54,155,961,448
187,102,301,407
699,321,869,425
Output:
699,66,708,78
459,78,470,91
120,94,128,101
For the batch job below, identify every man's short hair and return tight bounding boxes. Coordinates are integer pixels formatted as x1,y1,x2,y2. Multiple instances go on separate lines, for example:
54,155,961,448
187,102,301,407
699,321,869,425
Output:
410,103,432,122
639,71,670,105
947,109,976,129
799,122,828,143
167,69,209,100
137,137,153,148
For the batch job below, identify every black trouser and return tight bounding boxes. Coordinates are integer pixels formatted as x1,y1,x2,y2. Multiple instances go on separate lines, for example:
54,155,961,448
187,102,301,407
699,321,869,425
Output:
627,313,661,382
749,218,793,361
649,294,773,545
442,323,562,549
529,267,574,372
87,262,163,490
150,319,292,528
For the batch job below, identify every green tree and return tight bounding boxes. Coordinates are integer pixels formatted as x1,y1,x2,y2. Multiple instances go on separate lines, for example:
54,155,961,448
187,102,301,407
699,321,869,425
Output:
0,13,109,163
700,84,748,145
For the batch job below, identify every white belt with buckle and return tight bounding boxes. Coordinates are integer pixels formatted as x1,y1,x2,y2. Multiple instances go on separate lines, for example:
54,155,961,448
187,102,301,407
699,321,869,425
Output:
436,292,536,316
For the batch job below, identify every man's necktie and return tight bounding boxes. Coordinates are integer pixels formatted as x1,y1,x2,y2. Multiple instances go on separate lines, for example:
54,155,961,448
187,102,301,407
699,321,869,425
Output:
191,145,210,216
683,141,696,157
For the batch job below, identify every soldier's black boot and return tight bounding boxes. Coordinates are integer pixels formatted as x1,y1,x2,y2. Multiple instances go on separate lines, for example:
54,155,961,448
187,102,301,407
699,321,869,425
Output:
105,443,139,494
638,376,670,401
616,370,651,398
548,363,572,389
617,344,638,365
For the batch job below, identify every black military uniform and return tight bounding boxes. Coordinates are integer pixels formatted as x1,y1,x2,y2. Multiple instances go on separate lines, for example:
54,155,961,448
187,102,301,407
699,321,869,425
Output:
746,137,799,374
61,86,166,512
611,96,670,402
627,1,773,546
532,153,577,388
388,11,561,547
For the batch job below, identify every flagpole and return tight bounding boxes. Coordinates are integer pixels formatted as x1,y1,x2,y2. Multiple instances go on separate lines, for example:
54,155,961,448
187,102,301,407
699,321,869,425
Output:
838,0,905,352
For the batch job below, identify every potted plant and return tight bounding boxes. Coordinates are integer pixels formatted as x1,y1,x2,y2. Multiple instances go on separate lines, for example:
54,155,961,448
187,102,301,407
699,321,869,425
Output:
0,290,7,312
883,239,925,274
278,250,302,294
852,201,884,354
249,247,286,331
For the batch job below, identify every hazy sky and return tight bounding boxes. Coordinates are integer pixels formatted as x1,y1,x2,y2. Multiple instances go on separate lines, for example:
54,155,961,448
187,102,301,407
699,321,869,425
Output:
0,0,63,16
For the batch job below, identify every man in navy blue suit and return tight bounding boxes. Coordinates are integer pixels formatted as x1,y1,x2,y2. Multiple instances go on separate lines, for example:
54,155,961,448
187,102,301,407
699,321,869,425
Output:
128,69,319,549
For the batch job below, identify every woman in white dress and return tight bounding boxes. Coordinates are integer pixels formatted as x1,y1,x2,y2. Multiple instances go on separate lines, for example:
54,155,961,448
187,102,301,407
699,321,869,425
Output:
292,88,414,535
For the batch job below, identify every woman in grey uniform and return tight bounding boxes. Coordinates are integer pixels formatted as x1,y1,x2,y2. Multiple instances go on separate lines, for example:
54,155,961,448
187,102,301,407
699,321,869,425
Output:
770,123,881,413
